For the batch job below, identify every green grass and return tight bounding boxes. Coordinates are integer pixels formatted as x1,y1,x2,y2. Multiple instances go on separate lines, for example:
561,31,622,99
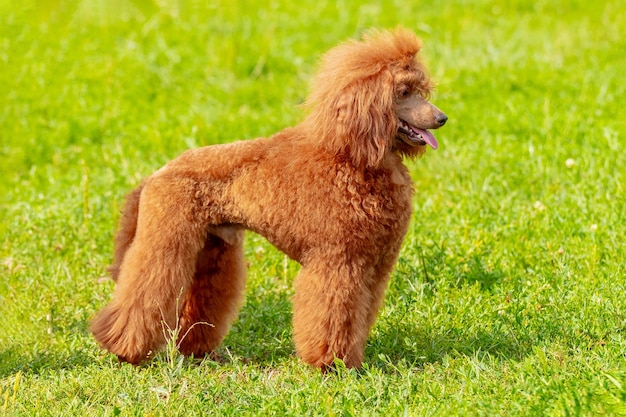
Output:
1,0,625,415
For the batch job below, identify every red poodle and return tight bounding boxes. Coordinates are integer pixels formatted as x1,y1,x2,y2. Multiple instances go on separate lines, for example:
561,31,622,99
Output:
91,27,447,369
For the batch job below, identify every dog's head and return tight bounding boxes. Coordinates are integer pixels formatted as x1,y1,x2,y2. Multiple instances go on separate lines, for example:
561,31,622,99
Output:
306,28,447,168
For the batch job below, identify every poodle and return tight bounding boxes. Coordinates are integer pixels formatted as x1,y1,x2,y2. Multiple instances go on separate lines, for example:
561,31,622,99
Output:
91,27,447,370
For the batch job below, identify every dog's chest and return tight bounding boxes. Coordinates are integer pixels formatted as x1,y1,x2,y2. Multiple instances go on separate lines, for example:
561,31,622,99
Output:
339,166,413,220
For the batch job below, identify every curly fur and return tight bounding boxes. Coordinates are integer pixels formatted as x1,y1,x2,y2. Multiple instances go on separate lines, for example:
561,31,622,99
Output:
91,27,447,370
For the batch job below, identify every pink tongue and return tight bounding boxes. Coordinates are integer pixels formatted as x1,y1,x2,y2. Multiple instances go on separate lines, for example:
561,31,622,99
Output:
413,127,439,150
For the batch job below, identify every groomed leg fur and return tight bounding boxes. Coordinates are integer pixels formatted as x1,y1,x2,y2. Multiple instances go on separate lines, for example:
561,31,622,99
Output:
177,228,246,358
91,176,209,364
292,258,374,369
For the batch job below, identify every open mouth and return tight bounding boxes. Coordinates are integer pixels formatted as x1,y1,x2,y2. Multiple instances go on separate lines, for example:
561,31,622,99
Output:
398,119,439,150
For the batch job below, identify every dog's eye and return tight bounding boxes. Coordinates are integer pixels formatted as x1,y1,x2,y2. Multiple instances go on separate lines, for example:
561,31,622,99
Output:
398,88,410,98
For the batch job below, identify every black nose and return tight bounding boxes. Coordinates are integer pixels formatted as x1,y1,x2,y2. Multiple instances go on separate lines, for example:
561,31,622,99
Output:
436,113,448,126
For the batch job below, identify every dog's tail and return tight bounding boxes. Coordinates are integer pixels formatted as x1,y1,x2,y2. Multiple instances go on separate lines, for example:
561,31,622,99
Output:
107,183,144,281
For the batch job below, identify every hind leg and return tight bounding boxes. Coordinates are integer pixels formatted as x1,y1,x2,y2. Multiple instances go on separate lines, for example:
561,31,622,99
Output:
177,227,246,358
91,177,207,364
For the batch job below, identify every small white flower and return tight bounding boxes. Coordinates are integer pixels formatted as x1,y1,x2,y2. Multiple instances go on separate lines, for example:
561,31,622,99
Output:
589,224,598,232
533,201,546,211
565,158,576,168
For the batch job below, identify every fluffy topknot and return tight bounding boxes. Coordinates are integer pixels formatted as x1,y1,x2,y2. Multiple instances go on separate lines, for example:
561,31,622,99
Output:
304,28,428,168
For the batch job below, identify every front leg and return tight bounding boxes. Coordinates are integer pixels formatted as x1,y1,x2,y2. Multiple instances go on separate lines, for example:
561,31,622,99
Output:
364,237,406,332
292,259,375,369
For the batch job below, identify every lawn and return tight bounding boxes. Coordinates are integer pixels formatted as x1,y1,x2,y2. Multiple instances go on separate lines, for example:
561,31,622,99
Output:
1,0,625,415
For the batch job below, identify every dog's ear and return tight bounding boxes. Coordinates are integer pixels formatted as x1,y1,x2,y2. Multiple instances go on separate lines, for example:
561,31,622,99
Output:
324,70,397,168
